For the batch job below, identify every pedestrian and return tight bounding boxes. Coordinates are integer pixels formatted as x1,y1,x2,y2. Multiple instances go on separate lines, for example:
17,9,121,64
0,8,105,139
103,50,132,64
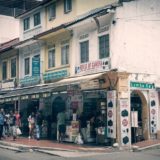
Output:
9,111,17,141
35,111,43,140
57,110,66,143
28,112,35,139
4,111,10,137
79,112,87,143
0,109,4,140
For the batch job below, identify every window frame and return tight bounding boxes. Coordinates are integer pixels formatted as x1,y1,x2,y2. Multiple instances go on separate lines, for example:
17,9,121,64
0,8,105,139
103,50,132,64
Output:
61,41,69,65
24,57,30,76
10,57,17,78
98,34,110,59
80,40,89,63
64,0,72,13
23,17,30,31
2,61,7,80
33,12,41,27
48,2,56,21
48,47,56,69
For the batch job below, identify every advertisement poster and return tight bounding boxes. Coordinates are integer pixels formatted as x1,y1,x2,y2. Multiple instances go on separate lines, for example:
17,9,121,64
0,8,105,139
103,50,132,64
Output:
120,99,130,146
149,91,158,134
107,90,116,138
131,111,138,127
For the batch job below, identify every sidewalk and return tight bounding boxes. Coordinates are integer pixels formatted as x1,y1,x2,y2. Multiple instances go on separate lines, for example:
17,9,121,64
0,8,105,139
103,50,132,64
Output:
0,137,114,152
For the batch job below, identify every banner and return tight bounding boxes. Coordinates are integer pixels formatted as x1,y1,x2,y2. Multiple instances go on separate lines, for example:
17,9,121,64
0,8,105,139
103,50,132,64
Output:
120,99,130,146
131,111,138,127
107,90,116,138
149,90,158,134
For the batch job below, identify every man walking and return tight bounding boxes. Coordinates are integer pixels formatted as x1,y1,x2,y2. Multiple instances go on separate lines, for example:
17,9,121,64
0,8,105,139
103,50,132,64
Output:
36,111,43,140
0,109,4,140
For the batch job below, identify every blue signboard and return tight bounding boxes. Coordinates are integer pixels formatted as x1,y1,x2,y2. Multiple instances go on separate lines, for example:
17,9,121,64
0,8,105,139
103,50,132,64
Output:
32,57,40,76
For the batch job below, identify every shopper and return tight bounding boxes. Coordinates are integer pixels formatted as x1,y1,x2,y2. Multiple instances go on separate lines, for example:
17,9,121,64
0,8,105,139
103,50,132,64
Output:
35,111,43,140
57,110,66,143
9,111,17,141
79,112,87,143
28,112,35,139
0,109,4,140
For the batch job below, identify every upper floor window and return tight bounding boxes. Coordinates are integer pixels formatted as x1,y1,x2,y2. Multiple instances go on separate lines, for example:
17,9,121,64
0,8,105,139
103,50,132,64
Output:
64,0,72,13
24,57,30,75
23,17,30,31
61,42,69,65
48,47,55,68
11,58,16,78
99,34,109,59
48,2,56,21
34,12,41,26
2,61,7,80
80,41,89,63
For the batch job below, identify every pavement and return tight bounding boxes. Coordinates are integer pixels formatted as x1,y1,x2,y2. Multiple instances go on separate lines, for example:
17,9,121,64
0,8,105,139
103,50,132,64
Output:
0,137,160,157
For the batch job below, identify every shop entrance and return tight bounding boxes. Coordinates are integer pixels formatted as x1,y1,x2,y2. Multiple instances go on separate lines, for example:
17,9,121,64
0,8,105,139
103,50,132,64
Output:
51,96,65,140
131,91,149,143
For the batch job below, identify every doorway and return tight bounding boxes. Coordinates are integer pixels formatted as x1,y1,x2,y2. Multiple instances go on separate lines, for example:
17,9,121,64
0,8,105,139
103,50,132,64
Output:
131,91,149,143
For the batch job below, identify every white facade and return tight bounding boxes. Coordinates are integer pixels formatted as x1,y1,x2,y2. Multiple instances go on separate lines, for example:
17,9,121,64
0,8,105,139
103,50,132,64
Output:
111,0,160,76
19,8,46,41
0,15,19,44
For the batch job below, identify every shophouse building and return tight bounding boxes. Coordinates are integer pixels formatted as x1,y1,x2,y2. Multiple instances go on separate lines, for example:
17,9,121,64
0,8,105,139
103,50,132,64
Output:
0,0,160,149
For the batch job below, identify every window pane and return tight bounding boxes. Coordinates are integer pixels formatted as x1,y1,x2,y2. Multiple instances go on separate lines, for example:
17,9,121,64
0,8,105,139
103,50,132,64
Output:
61,45,69,65
64,0,72,13
25,58,30,75
34,12,41,26
2,61,7,80
48,49,55,68
48,2,56,20
23,17,30,31
80,41,89,63
99,34,109,59
11,58,16,78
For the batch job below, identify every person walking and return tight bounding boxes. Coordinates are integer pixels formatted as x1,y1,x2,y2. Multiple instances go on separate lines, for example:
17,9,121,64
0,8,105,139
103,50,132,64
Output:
0,109,4,140
35,111,43,140
28,112,35,139
79,112,88,143
57,110,66,143
9,111,17,141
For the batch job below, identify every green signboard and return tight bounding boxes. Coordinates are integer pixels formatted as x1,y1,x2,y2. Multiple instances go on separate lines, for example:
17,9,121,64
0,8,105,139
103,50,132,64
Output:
20,76,40,86
32,57,40,76
43,70,68,81
130,82,155,89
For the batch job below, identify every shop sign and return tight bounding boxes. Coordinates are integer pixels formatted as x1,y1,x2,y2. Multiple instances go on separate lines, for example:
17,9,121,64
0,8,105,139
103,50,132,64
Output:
131,111,138,127
20,95,29,100
20,76,40,86
75,58,110,75
43,70,68,81
31,94,40,99
32,57,40,76
107,90,116,138
5,98,12,102
12,97,19,101
120,99,130,146
42,93,51,98
149,91,158,134
130,82,155,89
0,99,4,103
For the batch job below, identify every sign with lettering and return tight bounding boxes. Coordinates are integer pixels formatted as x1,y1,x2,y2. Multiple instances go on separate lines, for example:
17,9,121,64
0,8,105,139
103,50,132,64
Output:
20,76,40,86
32,57,40,76
107,90,116,138
130,82,155,89
149,90,158,134
75,58,110,75
120,99,130,146
43,70,68,81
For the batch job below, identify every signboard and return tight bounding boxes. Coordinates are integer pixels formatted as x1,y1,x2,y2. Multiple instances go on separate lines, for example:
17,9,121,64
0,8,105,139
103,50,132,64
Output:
75,58,110,75
20,76,40,86
107,90,116,138
32,57,40,76
149,90,158,134
43,70,68,81
130,82,155,89
120,99,130,146
131,111,138,127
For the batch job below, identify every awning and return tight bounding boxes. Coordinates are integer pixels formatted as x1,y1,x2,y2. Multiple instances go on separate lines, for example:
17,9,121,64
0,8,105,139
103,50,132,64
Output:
0,72,105,102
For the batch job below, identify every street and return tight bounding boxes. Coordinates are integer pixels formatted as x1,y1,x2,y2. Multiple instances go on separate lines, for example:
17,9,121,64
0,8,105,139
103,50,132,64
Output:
0,148,160,160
